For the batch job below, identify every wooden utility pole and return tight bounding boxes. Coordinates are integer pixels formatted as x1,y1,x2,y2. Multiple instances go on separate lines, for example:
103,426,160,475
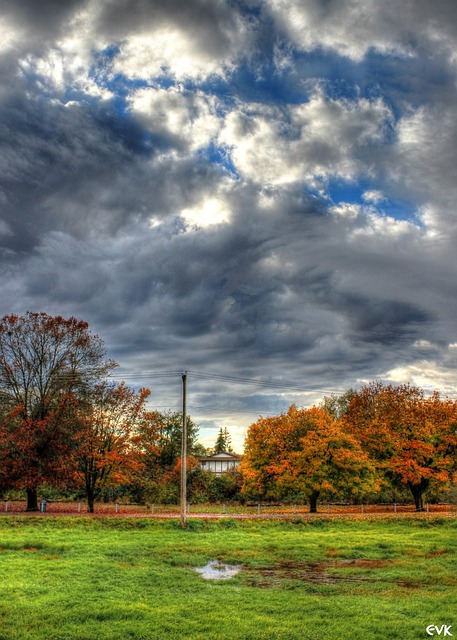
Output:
180,371,188,528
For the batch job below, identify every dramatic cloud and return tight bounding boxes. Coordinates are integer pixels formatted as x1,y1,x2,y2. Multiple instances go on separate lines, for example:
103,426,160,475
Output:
218,92,393,186
1,0,457,449
128,86,220,153
267,0,457,62
108,5,249,81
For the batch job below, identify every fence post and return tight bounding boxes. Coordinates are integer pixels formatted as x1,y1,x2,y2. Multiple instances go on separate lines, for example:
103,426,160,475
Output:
327,503,330,514
5,501,7,512
78,502,81,513
258,503,261,516
394,503,397,514
115,502,119,513
361,503,364,514
426,503,429,513
151,504,155,515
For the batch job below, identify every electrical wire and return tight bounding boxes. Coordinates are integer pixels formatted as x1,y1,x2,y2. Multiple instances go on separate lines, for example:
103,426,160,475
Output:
188,370,341,394
53,367,342,397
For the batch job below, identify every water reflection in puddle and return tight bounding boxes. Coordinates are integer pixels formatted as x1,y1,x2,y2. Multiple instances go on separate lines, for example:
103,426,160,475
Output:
194,560,242,580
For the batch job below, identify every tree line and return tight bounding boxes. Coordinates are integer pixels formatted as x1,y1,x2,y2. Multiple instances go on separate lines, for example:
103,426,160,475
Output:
1,312,456,513
0,312,241,511
241,384,457,511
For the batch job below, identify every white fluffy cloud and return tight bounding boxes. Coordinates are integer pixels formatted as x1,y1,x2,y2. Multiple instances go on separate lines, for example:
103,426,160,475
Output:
95,0,251,82
181,197,231,227
11,0,252,104
113,28,232,81
393,105,457,234
219,92,392,186
268,0,457,64
128,86,220,153
385,352,457,396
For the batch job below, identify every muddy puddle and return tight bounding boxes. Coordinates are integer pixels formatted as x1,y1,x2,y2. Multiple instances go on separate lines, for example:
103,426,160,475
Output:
194,558,422,589
194,560,243,580
243,559,411,588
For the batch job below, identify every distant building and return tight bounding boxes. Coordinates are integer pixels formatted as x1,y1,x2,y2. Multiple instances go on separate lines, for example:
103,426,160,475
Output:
198,451,241,475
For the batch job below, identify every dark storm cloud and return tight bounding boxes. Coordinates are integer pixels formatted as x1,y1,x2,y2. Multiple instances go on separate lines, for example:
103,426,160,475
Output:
2,0,457,447
0,76,229,254
18,189,436,375
335,295,432,347
2,0,86,41
0,93,151,251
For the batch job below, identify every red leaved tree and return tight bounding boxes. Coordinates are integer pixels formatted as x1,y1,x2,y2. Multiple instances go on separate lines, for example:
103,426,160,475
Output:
76,381,150,513
344,382,457,510
0,312,115,510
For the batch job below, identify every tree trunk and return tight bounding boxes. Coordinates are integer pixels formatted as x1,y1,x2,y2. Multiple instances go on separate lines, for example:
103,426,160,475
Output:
26,487,39,511
309,490,320,513
408,479,429,512
87,491,95,513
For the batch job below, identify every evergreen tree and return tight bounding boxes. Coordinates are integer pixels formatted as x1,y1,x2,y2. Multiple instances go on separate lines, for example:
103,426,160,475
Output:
223,427,233,452
213,427,233,453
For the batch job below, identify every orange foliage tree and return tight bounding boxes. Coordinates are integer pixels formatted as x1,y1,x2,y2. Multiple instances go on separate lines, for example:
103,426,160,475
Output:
344,382,457,510
241,405,376,512
76,381,150,512
0,312,115,510
133,410,204,504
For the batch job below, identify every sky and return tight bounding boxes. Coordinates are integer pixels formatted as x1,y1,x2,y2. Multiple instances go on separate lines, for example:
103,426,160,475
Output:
2,0,457,451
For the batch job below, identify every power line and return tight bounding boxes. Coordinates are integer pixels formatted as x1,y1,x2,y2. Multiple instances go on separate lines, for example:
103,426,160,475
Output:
188,370,342,395
189,370,302,389
110,369,300,389
54,368,343,397
108,371,183,379
187,406,290,415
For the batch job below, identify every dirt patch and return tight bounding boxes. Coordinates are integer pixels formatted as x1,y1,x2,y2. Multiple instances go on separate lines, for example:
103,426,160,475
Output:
243,558,404,589
244,561,337,587
397,581,423,589
426,549,449,558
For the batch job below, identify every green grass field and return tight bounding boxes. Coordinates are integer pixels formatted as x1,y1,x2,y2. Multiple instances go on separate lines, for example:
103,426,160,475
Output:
0,516,455,640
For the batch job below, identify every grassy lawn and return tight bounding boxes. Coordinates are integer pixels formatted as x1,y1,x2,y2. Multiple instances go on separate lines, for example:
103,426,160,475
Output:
0,516,455,640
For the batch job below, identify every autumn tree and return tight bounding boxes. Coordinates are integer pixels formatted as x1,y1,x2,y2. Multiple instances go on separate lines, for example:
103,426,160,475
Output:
241,408,308,502
133,410,204,503
241,405,375,511
0,312,115,510
344,382,457,510
76,381,150,512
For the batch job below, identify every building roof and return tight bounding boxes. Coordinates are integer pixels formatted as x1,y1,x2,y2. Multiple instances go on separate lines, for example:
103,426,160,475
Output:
198,451,242,462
